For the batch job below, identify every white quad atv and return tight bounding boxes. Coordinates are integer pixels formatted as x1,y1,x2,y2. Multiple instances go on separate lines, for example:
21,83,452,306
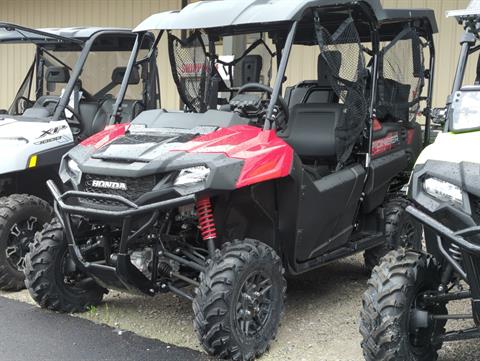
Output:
360,2,480,359
0,23,158,290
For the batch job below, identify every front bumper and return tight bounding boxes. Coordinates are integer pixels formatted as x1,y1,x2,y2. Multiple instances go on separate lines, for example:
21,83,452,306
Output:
48,179,196,218
407,205,480,324
406,205,480,256
47,180,197,296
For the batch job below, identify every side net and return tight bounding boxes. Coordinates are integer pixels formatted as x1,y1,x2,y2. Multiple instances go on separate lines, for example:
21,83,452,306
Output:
168,31,211,113
377,28,426,122
314,15,368,165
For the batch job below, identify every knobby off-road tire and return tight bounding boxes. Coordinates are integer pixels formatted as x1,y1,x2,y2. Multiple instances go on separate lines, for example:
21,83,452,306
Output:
364,197,422,273
24,218,104,313
360,249,447,361
0,194,52,291
193,239,286,361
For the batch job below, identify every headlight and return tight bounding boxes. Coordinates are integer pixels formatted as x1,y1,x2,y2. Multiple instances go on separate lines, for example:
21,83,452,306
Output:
66,158,82,184
423,177,463,206
174,166,210,186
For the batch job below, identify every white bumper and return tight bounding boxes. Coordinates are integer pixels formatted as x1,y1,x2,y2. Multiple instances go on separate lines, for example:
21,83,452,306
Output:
415,131,480,167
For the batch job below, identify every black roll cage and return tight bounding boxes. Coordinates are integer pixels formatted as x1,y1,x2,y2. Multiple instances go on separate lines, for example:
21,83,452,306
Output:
124,3,436,164
1,23,157,124
53,29,155,123
110,31,162,124
0,22,82,114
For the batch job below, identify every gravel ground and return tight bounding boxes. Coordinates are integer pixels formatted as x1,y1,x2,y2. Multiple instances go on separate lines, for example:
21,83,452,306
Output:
2,254,480,361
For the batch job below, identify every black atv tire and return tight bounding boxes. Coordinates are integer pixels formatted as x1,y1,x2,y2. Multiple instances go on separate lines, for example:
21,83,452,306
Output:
0,194,52,291
24,218,104,313
360,249,447,361
193,239,286,361
364,197,422,273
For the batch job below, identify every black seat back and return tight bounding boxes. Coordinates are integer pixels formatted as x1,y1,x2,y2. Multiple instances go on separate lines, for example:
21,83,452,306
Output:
285,52,341,109
79,98,146,139
77,102,104,138
234,55,263,86
278,103,346,163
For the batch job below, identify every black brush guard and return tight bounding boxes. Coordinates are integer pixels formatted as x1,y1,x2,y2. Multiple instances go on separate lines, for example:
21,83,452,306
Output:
407,205,480,342
47,180,198,298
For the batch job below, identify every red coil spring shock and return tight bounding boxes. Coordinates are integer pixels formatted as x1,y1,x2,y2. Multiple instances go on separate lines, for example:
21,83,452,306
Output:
196,197,217,241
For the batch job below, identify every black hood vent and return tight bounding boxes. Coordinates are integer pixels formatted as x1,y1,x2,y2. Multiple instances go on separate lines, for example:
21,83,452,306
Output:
91,131,199,163
112,133,194,145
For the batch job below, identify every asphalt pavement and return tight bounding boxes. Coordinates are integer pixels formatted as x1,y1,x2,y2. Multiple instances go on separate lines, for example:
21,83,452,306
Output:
2,255,480,361
0,295,209,361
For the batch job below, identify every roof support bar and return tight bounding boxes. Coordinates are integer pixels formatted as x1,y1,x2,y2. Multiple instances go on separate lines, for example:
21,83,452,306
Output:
265,21,298,130
110,34,142,124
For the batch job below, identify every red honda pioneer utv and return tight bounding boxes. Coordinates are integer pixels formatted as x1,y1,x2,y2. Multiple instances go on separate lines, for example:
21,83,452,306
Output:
360,1,480,360
24,1,437,359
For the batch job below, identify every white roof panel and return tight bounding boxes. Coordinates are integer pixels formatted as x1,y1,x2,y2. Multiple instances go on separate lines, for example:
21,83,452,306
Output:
447,0,480,18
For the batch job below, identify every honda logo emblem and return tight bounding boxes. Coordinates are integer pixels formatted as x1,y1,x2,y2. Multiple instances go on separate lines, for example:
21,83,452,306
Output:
90,180,127,191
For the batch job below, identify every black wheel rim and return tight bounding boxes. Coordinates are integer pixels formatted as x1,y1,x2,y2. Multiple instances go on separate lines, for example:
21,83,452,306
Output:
235,271,273,338
5,217,41,272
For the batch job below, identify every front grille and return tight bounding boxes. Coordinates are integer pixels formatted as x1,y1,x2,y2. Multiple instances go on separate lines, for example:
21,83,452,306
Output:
81,174,156,203
77,195,127,209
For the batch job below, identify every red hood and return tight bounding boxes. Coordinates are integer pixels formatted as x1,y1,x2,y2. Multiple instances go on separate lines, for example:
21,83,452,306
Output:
80,123,129,149
77,123,294,190
173,125,294,188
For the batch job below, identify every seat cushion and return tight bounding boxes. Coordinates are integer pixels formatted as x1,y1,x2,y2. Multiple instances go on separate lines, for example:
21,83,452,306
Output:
286,81,336,110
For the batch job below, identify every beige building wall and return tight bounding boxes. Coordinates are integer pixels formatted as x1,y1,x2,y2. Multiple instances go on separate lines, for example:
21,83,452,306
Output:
0,0,474,111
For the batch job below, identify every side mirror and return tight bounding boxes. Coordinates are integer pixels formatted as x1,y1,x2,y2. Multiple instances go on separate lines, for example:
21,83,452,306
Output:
431,107,447,126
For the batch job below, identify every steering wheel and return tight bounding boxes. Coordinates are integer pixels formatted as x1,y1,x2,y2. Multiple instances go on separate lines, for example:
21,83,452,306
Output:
237,83,289,125
42,98,83,135
15,96,34,114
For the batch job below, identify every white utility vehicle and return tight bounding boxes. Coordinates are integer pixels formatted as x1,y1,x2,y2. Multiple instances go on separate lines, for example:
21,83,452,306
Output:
0,23,158,290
